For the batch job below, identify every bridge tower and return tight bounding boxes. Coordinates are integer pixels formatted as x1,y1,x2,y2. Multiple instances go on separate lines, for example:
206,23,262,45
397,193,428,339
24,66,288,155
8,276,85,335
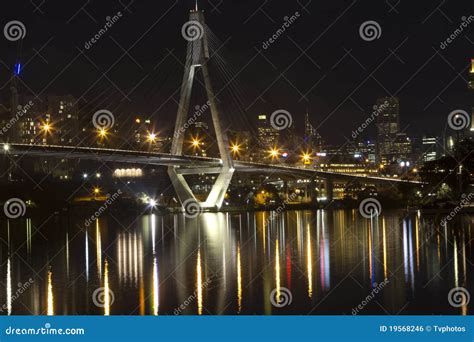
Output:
168,7,234,210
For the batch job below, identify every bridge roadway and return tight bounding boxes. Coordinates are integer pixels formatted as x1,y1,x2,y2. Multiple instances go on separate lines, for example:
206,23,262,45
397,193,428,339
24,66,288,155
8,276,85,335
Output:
2,143,423,185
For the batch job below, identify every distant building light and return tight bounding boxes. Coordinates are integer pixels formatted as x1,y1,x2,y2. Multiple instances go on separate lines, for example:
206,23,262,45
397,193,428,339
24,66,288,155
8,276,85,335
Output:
316,152,327,157
354,153,361,158
14,63,22,76
258,115,266,120
83,173,88,179
113,168,143,178
282,152,289,158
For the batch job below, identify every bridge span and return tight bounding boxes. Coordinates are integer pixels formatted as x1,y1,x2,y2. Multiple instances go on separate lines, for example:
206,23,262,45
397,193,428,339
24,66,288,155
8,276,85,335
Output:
2,143,424,186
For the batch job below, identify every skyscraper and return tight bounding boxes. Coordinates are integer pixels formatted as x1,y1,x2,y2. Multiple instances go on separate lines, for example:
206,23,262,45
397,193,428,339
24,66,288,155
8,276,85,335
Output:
304,112,323,151
376,97,400,165
47,95,79,145
257,114,279,147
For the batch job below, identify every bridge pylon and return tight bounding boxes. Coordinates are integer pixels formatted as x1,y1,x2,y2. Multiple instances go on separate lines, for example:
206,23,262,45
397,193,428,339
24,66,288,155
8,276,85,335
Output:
168,8,234,210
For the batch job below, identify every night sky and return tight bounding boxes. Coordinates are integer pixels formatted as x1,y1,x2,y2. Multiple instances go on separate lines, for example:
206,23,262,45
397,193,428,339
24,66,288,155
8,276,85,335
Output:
0,0,472,143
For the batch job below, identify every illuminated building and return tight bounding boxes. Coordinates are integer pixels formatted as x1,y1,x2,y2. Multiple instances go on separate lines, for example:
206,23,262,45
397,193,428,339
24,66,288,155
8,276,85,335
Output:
304,112,323,151
376,96,400,165
257,114,279,147
469,58,474,91
47,95,79,145
421,136,439,162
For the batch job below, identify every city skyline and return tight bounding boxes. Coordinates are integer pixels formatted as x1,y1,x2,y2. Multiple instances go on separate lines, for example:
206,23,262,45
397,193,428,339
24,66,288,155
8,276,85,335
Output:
0,0,473,144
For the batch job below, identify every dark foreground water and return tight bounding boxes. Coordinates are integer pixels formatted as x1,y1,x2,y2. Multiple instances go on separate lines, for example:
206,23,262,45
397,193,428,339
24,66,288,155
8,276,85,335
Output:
0,209,472,315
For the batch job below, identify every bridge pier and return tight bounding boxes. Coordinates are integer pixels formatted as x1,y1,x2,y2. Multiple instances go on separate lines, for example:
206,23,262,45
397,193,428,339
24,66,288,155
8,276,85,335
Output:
325,178,334,202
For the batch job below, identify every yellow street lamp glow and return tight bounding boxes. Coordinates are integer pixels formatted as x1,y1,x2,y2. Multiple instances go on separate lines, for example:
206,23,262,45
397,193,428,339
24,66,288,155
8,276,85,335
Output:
192,138,200,148
148,133,157,142
93,187,100,194
302,153,311,161
98,128,107,137
231,144,240,153
269,148,279,158
42,123,51,132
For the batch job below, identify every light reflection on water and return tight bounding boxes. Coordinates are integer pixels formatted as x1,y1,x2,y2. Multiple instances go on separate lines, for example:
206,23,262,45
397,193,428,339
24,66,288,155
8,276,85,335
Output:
0,210,472,315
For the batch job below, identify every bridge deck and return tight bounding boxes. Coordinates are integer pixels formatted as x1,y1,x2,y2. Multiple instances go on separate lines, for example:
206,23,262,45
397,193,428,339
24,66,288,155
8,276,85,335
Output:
2,143,423,185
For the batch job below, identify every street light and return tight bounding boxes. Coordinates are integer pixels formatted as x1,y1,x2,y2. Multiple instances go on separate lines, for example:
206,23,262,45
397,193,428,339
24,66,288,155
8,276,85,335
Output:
269,148,279,159
98,128,108,138
231,144,240,154
147,132,157,143
302,152,311,163
191,137,201,148
3,144,10,151
42,123,51,133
